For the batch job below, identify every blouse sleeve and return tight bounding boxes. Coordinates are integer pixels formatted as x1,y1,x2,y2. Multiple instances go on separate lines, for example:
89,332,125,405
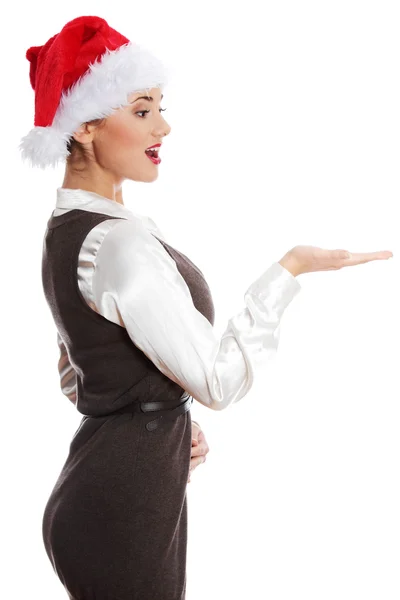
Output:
82,218,301,411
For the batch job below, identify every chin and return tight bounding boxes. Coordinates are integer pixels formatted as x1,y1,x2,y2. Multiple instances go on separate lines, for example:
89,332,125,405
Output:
125,167,159,183
149,172,159,183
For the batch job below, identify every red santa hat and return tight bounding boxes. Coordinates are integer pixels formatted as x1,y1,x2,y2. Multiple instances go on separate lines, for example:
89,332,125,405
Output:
20,15,169,169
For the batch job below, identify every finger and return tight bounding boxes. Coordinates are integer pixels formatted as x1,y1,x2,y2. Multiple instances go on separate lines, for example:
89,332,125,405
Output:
316,248,393,270
191,443,208,457
191,447,206,459
197,430,205,443
195,431,208,447
190,455,207,470
342,250,393,266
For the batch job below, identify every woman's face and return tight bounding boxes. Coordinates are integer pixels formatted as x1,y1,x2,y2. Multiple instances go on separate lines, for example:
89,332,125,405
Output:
91,86,171,183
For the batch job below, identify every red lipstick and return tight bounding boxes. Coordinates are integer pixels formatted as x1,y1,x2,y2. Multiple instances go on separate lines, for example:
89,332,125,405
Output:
145,143,162,165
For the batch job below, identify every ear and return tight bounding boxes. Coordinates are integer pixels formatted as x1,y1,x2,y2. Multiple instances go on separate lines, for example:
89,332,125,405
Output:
71,122,95,145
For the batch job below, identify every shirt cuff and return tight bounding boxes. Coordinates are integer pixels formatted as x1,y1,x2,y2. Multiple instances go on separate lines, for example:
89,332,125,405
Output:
245,261,301,320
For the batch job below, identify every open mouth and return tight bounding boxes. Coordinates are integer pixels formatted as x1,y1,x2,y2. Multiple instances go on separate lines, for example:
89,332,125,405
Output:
145,147,161,165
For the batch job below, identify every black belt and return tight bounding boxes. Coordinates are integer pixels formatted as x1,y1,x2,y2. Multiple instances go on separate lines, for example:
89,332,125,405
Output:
115,391,193,431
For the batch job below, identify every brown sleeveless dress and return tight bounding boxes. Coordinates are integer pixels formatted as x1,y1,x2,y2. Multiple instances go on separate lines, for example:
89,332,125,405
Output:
41,209,215,600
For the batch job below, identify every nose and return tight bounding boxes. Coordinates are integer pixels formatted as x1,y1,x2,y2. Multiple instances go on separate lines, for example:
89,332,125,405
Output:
161,122,171,137
153,116,171,139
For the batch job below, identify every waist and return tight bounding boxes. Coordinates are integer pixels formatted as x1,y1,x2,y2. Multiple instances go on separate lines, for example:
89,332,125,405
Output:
113,391,193,431
138,390,192,413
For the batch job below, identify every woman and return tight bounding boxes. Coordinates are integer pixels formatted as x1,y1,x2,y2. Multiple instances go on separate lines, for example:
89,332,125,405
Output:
20,15,392,600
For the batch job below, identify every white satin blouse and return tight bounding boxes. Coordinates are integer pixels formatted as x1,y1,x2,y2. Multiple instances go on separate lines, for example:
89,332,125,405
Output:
54,187,302,417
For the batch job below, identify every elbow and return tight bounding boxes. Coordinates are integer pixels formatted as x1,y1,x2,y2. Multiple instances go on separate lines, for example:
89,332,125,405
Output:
208,400,228,412
193,393,231,412
204,393,237,412
193,373,253,411
208,380,253,411
209,374,253,411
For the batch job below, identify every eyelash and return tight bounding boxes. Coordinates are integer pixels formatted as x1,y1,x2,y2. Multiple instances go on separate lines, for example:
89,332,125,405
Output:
136,108,167,118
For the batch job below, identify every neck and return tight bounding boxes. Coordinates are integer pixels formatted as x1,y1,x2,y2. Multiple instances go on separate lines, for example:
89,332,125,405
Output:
62,164,124,205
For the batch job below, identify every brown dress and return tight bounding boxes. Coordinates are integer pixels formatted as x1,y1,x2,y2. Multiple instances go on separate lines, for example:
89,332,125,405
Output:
41,208,215,600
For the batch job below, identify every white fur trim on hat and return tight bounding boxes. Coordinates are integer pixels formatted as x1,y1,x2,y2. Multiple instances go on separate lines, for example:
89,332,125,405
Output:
20,42,170,169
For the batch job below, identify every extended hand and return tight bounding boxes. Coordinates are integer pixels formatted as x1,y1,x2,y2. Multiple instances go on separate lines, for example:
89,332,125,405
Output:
279,245,393,276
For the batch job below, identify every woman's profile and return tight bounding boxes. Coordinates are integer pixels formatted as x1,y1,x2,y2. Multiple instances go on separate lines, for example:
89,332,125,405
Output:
20,15,393,600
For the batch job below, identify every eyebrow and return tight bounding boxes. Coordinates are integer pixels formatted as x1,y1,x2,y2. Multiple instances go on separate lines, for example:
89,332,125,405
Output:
130,94,164,104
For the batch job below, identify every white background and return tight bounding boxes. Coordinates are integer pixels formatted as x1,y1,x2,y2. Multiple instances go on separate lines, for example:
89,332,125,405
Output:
2,1,399,598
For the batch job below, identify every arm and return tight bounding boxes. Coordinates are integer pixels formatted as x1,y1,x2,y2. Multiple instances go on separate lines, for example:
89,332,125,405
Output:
56,331,77,405
82,218,301,411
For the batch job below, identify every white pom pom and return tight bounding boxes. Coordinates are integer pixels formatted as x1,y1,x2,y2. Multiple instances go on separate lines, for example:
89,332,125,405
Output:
19,126,71,169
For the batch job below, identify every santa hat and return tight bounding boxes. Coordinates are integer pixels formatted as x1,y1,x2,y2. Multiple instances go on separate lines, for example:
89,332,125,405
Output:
20,15,169,169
